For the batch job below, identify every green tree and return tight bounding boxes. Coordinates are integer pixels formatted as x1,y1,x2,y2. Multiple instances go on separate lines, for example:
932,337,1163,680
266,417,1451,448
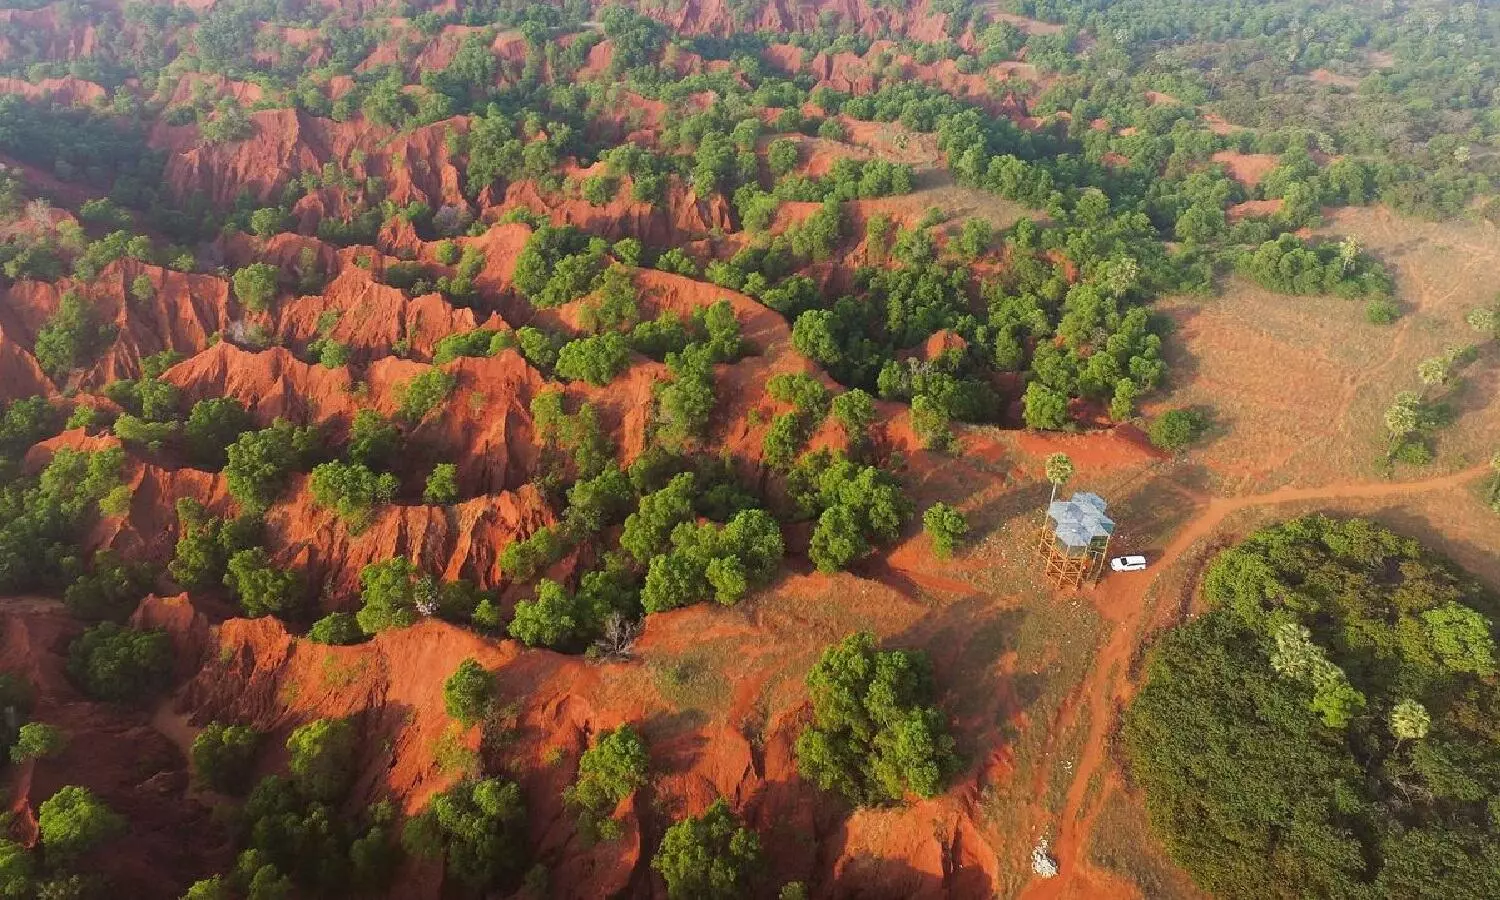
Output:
9,722,65,764
224,420,322,515
65,623,171,703
184,397,252,467
423,463,459,504
403,778,526,888
355,559,422,634
809,504,869,573
309,461,399,533
306,612,364,646
223,547,304,618
922,503,968,558
567,724,649,837
396,369,457,422
555,333,631,386
443,658,494,725
1022,381,1070,430
0,839,33,899
507,579,582,648
38,786,123,862
1148,408,1206,452
794,632,956,805
1388,699,1431,742
190,722,259,793
286,718,356,802
345,410,401,470
767,138,799,177
1044,452,1073,504
1421,602,1496,675
232,263,279,312
34,292,113,379
651,798,761,900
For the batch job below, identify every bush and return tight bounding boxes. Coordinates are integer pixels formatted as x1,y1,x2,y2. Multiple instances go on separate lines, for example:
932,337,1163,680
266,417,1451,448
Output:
922,503,967,558
566,724,649,834
1148,408,1207,451
306,612,364,646
223,547,304,618
423,463,459,504
309,461,399,532
443,658,494,725
396,369,457,422
190,722,258,793
9,722,65,764
555,332,632,386
651,798,761,900
403,778,526,889
38,786,124,861
286,718,356,802
34,292,113,379
232,263,279,312
224,420,322,514
66,623,172,703
794,631,956,805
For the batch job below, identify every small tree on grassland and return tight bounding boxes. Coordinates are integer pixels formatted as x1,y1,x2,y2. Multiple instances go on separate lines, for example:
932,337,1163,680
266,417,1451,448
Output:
922,503,968,558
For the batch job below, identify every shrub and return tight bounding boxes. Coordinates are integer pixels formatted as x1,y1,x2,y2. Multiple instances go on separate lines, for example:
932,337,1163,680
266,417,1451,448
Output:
232,263,279,312
794,631,956,805
566,724,649,833
1148,408,1207,451
286,718,356,802
396,369,457,422
651,798,761,900
309,461,399,532
9,722,65,764
306,612,365,646
190,722,258,793
224,420,322,514
223,547,304,618
66,623,172,703
38,786,124,861
922,503,967,558
34,292,113,379
443,658,494,725
424,463,459,504
555,333,632,386
403,778,526,889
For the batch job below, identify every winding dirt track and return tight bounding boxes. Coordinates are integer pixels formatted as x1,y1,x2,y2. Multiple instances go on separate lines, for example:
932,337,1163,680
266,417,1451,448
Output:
1019,462,1490,900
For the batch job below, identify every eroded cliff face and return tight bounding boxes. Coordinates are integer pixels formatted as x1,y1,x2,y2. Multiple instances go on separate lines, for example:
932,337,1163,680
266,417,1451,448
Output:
0,0,1072,895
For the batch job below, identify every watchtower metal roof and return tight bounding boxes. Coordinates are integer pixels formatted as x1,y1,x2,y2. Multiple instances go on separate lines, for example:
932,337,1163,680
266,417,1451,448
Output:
1045,493,1115,548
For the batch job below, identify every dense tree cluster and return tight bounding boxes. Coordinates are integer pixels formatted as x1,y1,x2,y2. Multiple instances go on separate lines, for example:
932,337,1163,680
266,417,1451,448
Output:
795,631,957,805
1128,516,1500,900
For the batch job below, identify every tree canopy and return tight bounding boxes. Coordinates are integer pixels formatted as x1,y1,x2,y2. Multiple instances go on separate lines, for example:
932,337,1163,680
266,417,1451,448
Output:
1127,516,1500,900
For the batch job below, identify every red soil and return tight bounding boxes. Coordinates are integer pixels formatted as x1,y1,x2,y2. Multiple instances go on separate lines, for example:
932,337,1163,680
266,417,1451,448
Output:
1211,150,1281,188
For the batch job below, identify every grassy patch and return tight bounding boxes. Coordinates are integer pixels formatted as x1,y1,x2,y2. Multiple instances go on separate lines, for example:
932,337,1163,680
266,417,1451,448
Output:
649,653,730,716
320,654,369,689
1087,789,1198,900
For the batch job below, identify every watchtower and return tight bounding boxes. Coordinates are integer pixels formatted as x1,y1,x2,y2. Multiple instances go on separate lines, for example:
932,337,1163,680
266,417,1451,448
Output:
1037,492,1115,589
